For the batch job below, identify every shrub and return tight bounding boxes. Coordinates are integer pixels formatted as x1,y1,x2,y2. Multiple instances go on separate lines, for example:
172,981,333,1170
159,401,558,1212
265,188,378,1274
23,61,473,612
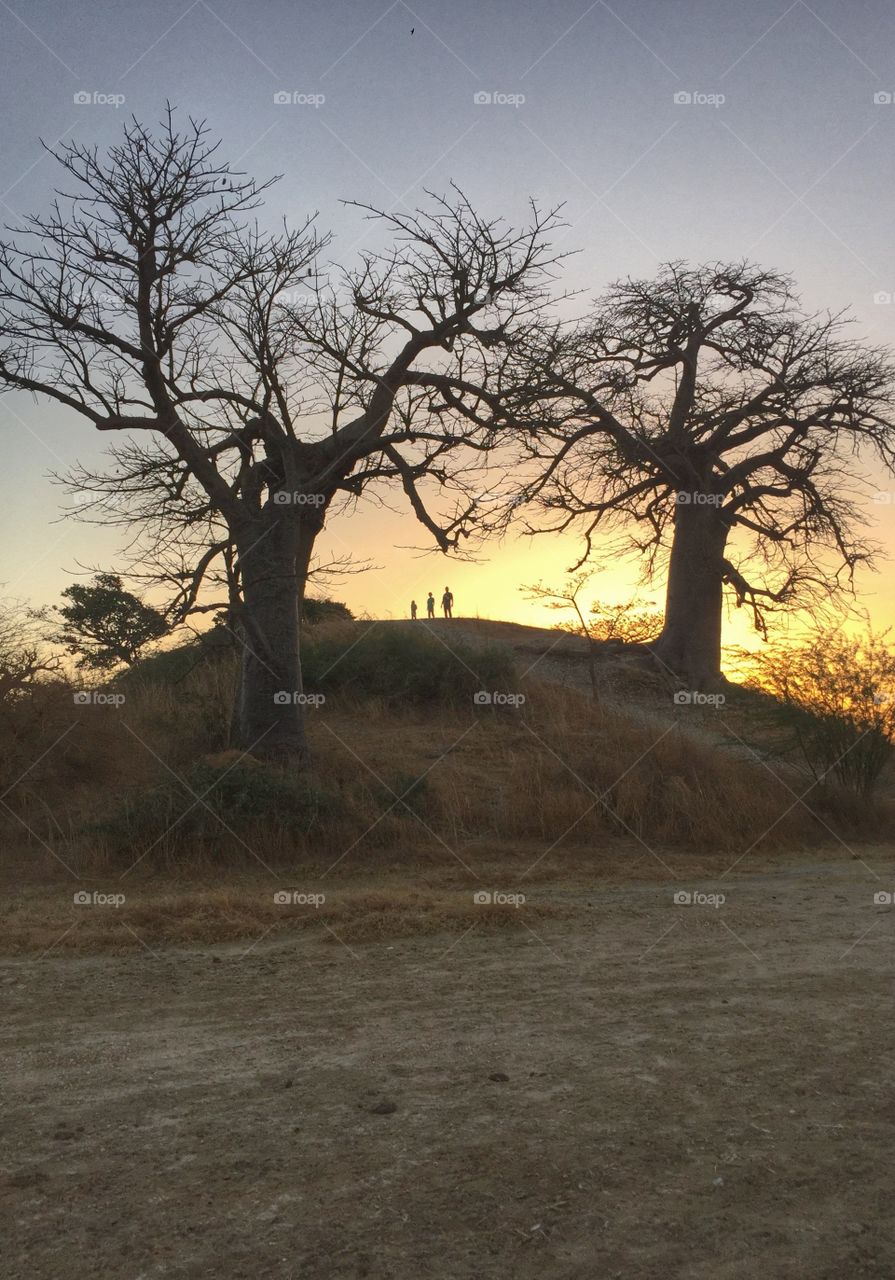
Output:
86,755,339,859
302,597,354,625
742,627,895,798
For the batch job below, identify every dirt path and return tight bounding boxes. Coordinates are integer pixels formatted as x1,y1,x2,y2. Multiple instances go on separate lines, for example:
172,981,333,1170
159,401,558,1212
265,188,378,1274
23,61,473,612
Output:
3,856,895,1279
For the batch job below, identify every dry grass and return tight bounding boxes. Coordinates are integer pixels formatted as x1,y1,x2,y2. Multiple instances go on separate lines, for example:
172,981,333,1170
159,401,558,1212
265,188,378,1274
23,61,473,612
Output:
0,877,567,953
1,627,891,954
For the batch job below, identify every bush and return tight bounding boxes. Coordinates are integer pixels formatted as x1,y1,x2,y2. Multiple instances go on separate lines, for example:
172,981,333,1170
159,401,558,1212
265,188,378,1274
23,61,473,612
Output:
302,597,354,625
742,627,895,798
301,622,516,706
85,755,339,859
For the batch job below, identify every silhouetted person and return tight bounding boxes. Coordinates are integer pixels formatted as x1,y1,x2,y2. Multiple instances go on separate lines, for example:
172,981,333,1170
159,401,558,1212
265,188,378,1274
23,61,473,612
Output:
410,599,418,619
442,586,453,619
426,592,435,619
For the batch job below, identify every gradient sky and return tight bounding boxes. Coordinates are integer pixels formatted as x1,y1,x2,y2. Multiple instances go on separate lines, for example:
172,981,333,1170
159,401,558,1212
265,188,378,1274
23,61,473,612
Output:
1,0,894,643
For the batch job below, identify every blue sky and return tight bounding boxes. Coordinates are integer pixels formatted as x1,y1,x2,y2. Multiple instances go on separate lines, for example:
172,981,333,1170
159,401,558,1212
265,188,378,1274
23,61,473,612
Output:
1,0,894,632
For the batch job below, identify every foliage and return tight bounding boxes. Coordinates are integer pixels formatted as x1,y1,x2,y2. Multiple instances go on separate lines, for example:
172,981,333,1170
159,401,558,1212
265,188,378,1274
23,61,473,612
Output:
50,573,168,670
302,598,354,625
743,628,895,797
589,599,664,645
87,757,338,856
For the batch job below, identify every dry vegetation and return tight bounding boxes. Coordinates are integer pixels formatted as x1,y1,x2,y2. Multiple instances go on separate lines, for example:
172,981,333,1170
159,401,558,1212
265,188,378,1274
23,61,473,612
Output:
2,620,891,954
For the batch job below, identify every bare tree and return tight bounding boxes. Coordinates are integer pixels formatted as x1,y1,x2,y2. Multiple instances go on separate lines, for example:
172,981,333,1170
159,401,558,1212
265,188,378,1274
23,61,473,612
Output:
509,262,895,686
0,109,564,758
522,574,599,700
0,598,60,703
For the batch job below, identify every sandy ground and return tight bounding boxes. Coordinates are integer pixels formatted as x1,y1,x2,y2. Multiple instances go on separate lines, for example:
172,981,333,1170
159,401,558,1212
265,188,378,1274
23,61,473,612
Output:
4,853,895,1280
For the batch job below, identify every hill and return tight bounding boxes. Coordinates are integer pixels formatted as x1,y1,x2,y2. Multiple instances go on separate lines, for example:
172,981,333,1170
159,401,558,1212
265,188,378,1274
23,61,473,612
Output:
1,616,890,953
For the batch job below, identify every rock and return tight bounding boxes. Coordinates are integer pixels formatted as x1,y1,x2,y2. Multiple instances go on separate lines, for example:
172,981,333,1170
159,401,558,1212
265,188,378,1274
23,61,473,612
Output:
489,1072,510,1082
369,1100,398,1115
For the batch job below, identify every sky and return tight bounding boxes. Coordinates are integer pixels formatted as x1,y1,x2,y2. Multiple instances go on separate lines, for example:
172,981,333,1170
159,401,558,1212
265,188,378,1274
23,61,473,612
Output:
1,0,894,645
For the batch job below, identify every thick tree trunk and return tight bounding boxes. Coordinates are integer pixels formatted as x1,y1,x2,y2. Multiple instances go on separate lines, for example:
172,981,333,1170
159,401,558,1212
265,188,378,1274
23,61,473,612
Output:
233,514,316,759
652,498,729,688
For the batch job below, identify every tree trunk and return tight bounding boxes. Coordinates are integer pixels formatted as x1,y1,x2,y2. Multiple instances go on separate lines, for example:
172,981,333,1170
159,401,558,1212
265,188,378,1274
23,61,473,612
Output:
652,498,728,688
233,514,315,759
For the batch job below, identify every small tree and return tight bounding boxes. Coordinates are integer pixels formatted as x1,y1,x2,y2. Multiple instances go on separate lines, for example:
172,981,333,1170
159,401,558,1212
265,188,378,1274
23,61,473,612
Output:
523,574,599,699
744,627,895,798
50,573,168,670
589,598,663,645
0,598,59,701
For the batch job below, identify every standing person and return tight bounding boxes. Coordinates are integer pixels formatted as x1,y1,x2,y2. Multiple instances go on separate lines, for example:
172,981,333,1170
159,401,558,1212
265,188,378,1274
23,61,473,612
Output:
426,592,436,619
410,599,418,620
442,586,454,619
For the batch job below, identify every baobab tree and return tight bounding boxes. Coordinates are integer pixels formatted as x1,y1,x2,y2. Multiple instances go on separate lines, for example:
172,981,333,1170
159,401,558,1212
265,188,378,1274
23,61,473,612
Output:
0,109,564,757
512,262,895,685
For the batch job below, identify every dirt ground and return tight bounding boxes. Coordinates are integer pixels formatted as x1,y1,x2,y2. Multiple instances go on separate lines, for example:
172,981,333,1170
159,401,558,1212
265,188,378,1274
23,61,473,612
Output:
4,849,895,1280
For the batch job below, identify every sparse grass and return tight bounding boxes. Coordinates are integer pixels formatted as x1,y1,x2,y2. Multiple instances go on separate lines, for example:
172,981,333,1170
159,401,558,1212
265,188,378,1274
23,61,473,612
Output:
1,619,892,952
0,878,568,953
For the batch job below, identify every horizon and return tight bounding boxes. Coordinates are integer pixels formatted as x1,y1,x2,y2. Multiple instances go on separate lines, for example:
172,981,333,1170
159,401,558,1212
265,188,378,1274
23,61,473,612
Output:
2,0,895,644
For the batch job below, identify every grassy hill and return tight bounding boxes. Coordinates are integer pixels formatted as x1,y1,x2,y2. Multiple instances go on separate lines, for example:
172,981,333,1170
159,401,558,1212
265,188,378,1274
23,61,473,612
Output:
1,617,891,951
